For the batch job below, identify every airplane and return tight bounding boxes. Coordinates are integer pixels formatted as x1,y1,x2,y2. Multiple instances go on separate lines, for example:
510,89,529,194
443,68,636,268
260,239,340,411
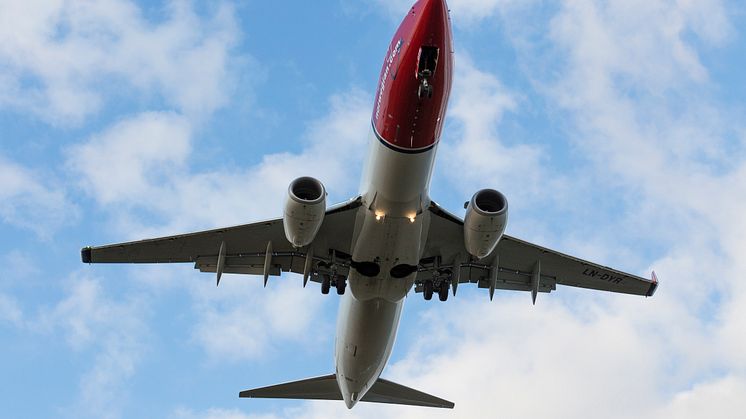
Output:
80,0,658,410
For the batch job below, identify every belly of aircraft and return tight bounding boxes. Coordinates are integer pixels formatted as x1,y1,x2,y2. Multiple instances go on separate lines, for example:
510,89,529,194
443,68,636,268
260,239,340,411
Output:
347,206,430,302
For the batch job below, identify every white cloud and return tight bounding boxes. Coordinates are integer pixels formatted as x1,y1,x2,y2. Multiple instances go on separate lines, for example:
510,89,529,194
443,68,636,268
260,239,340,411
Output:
655,375,746,419
439,56,553,209
0,293,23,327
189,274,330,363
0,0,238,124
66,111,192,205
1,250,40,284
34,274,150,419
0,156,78,237
67,90,371,239
171,407,294,419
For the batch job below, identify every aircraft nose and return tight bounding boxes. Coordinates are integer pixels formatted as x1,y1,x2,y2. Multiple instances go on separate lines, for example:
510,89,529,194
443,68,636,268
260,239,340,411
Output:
417,0,449,27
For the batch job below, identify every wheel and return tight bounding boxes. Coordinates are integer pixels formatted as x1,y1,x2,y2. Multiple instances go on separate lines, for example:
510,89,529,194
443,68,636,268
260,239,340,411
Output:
418,82,433,99
438,282,449,302
423,280,433,301
335,277,346,295
321,276,331,295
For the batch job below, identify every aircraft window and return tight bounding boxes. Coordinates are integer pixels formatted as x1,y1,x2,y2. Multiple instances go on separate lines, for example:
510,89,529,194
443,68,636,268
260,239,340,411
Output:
417,46,439,79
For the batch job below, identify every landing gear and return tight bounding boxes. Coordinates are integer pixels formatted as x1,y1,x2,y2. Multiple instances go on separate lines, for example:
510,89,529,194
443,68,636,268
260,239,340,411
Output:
418,78,433,99
422,280,450,302
335,276,346,295
423,280,434,301
321,275,331,295
438,282,449,302
320,274,345,295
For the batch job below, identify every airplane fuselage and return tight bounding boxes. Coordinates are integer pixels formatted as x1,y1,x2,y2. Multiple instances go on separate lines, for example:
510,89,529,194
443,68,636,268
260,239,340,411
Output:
334,0,453,408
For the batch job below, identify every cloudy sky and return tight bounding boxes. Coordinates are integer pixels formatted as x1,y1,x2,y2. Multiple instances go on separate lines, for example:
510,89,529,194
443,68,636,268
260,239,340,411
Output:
2,0,745,417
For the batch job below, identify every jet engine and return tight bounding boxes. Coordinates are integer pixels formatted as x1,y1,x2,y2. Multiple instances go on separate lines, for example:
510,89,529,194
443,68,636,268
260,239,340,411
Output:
283,176,327,247
464,189,508,259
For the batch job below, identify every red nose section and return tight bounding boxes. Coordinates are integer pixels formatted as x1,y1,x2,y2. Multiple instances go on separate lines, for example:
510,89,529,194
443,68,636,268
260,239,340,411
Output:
372,0,453,153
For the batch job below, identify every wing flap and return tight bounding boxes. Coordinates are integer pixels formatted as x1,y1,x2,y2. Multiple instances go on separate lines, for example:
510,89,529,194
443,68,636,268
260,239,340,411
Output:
194,253,351,281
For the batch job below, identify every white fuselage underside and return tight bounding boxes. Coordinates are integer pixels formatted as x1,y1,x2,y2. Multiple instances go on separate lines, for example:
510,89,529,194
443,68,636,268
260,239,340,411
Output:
335,125,437,407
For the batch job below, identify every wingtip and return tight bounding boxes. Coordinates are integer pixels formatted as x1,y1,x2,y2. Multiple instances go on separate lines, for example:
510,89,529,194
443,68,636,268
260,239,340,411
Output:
647,271,659,297
81,247,92,263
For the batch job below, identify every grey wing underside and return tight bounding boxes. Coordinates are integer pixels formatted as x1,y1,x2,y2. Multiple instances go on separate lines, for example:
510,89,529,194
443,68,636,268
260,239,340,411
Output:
417,202,658,299
82,197,363,284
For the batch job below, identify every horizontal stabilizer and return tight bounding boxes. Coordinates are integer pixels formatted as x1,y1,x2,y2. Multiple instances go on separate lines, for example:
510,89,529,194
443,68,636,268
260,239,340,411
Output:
239,374,341,401
365,377,454,408
240,374,454,409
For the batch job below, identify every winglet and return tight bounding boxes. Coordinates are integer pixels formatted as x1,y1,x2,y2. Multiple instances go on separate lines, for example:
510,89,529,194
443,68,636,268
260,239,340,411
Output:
647,271,659,297
81,247,92,263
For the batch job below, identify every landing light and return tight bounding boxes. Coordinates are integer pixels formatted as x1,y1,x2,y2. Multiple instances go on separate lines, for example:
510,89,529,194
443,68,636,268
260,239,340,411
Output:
375,211,385,221
408,215,416,223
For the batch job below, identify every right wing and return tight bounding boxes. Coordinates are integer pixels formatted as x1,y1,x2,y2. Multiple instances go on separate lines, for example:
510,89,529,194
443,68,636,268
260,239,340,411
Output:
417,201,658,299
81,197,363,283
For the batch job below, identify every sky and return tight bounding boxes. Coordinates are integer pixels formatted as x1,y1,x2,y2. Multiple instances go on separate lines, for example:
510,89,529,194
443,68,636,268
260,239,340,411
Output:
1,0,745,418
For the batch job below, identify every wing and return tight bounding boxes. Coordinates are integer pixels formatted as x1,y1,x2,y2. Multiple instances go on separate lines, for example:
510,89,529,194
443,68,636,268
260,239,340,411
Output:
416,201,658,300
81,197,363,284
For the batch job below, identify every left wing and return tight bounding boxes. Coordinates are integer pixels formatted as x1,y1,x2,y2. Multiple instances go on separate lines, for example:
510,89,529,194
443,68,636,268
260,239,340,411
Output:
81,198,362,284
417,201,658,300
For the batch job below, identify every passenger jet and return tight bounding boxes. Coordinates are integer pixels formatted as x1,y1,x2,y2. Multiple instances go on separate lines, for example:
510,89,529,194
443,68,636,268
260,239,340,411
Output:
81,0,657,409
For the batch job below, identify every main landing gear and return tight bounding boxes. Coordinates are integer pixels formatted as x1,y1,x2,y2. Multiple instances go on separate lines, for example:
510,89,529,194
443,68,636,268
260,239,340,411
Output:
422,280,449,302
321,275,346,295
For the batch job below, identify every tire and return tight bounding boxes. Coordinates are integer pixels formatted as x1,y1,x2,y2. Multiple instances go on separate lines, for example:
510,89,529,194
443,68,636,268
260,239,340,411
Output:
336,277,346,295
423,280,434,301
438,282,449,302
321,276,331,295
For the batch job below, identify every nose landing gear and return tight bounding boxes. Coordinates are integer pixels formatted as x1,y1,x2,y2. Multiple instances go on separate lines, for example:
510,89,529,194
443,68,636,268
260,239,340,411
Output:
418,75,433,99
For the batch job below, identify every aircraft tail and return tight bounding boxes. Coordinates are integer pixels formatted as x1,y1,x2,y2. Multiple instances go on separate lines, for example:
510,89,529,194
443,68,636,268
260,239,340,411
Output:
239,373,454,409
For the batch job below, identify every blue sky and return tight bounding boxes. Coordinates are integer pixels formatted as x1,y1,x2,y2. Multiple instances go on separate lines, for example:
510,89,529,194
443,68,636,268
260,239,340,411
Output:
2,0,745,418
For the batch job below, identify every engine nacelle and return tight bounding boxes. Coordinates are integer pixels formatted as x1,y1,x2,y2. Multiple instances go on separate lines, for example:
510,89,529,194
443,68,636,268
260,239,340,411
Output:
283,176,326,247
464,189,508,259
